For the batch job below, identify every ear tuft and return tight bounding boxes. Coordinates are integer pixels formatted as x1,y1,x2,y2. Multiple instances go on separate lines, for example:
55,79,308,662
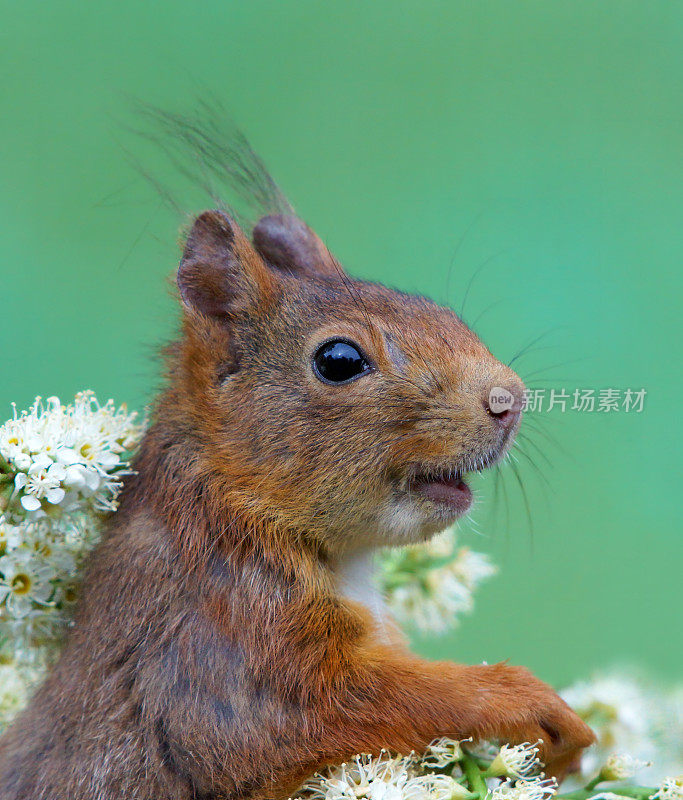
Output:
252,214,341,278
178,210,272,319
183,210,235,260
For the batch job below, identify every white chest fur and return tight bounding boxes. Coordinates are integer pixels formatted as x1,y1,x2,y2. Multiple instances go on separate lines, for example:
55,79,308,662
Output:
334,549,392,640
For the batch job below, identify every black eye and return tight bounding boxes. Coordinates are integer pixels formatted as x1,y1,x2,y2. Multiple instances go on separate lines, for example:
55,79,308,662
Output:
313,340,371,384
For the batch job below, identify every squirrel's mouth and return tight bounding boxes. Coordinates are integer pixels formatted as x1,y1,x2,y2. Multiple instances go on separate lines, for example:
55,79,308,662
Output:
411,469,472,513
406,453,498,515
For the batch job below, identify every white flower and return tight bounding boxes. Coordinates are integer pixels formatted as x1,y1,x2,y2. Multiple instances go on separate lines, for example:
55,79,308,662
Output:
21,459,67,507
450,548,497,591
0,549,55,618
380,528,496,634
423,737,469,768
601,754,652,781
651,778,683,800
487,778,558,800
388,579,472,635
487,743,543,779
301,752,416,800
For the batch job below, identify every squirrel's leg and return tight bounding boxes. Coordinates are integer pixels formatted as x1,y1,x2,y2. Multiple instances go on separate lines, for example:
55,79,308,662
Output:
297,651,594,783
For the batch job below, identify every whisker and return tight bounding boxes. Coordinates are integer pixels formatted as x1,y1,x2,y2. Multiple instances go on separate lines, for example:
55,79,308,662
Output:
459,248,508,321
509,455,534,551
444,208,487,305
522,416,569,451
330,261,380,353
521,356,588,381
496,461,512,554
507,327,564,368
517,431,553,470
469,298,504,332
513,444,551,490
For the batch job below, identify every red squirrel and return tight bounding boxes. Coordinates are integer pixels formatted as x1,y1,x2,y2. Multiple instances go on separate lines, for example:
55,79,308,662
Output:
0,205,594,798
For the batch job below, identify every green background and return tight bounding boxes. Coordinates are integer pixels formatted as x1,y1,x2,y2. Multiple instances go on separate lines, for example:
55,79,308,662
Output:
1,1,681,687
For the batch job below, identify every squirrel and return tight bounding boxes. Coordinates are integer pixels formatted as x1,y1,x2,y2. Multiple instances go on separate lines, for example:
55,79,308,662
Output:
0,204,595,798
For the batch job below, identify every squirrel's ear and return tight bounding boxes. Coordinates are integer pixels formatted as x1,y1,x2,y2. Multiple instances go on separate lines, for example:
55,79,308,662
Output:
178,210,275,318
252,214,342,279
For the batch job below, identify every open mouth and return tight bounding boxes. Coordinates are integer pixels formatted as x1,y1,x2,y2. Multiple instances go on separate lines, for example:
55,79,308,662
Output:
406,454,498,515
410,467,473,513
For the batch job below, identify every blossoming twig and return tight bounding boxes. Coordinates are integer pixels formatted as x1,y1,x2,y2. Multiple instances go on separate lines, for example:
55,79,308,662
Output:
293,738,675,800
378,529,496,634
0,393,145,670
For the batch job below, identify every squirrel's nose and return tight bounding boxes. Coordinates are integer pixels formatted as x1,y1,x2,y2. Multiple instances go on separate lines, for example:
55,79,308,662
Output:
486,404,519,430
483,382,525,430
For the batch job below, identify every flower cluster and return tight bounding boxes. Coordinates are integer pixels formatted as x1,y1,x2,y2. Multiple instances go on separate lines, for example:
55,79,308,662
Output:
379,528,497,634
561,673,683,784
0,393,144,669
296,740,554,800
0,393,142,519
295,739,682,800
297,748,476,800
0,660,43,731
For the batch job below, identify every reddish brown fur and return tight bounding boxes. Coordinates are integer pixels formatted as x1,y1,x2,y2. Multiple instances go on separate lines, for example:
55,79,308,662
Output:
0,211,594,799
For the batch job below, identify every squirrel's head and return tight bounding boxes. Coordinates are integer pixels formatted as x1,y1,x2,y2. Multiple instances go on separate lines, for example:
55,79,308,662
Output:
169,210,524,553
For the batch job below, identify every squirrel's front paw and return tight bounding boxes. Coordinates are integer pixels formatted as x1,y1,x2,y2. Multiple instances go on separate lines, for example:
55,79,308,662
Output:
532,691,595,781
481,665,595,780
